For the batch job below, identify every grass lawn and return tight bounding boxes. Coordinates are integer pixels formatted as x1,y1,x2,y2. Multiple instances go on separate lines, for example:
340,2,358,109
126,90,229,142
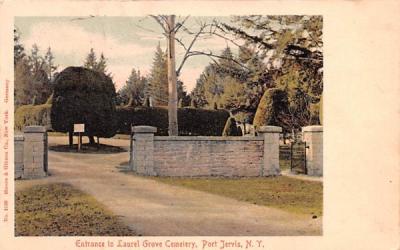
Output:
15,183,136,236
153,176,322,217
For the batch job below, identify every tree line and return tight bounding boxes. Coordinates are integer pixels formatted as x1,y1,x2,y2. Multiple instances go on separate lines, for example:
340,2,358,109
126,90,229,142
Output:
191,16,323,132
14,15,323,134
14,28,190,111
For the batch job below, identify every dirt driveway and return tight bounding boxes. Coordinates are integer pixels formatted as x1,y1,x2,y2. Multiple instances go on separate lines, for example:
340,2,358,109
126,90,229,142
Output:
15,136,322,236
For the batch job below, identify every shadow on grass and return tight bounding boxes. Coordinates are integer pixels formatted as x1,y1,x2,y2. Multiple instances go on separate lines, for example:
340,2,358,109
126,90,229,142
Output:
49,143,127,154
116,161,131,173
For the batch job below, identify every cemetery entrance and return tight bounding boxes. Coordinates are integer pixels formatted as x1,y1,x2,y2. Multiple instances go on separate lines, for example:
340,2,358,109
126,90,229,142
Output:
290,141,307,174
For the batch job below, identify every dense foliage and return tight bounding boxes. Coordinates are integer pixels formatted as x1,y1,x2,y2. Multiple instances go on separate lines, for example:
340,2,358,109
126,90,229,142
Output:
118,44,189,107
117,106,230,136
83,48,110,76
253,88,289,131
117,68,147,106
51,67,118,141
14,103,52,131
14,29,56,108
222,117,242,136
192,15,323,132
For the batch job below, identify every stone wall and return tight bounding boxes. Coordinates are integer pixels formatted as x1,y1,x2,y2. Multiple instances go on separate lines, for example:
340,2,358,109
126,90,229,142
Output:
153,137,264,177
130,125,282,177
14,126,48,179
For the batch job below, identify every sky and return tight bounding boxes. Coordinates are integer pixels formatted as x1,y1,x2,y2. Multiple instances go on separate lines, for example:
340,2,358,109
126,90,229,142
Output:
15,16,240,92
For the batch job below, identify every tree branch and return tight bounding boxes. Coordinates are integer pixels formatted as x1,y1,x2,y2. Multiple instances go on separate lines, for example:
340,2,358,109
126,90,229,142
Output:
176,23,210,76
150,15,168,34
174,15,190,33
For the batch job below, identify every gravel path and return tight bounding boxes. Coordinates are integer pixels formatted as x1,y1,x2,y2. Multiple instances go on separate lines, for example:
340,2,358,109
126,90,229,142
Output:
15,136,322,236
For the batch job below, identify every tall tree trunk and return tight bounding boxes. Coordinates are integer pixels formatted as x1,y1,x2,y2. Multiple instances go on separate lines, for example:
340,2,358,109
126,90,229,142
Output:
166,15,178,136
68,131,73,148
88,135,95,145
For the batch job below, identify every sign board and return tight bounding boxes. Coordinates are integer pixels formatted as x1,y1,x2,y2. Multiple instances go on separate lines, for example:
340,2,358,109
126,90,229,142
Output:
74,124,85,133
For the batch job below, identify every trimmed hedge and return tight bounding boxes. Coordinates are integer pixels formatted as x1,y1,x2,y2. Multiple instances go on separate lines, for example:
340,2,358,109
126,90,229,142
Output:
15,104,52,131
51,67,118,139
253,88,289,132
222,117,242,136
117,106,230,136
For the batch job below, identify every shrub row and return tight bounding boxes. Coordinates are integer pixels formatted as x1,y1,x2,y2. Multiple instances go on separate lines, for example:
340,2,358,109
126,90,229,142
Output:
117,106,230,136
222,117,242,136
14,104,52,131
15,104,232,136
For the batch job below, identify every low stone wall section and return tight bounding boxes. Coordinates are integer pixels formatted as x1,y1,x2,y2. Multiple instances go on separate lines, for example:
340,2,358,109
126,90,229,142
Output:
130,125,282,177
153,137,264,177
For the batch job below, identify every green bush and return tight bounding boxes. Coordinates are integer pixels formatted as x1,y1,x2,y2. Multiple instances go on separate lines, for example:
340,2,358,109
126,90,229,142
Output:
51,67,118,140
117,106,168,135
222,117,242,136
310,102,321,125
14,104,52,131
178,107,230,136
253,88,289,132
117,106,230,136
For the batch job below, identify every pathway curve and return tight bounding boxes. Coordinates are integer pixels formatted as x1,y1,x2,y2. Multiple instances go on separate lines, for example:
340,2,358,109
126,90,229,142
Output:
16,136,322,236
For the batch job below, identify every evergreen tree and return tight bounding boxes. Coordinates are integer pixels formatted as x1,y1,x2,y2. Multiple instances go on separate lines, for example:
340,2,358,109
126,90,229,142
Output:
83,48,97,70
83,48,111,78
28,44,42,74
146,44,168,106
253,88,290,132
44,47,58,82
31,45,52,104
14,32,54,107
118,68,146,106
14,28,25,65
14,58,32,107
96,53,108,74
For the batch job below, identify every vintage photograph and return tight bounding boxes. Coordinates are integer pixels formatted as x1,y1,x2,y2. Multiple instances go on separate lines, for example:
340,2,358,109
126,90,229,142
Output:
13,15,323,236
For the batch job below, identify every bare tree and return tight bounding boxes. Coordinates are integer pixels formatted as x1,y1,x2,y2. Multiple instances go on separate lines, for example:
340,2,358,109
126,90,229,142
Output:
150,15,248,135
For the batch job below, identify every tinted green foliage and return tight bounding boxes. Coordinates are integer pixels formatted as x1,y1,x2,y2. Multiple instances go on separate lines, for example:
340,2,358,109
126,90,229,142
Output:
178,108,230,136
51,67,118,138
117,106,230,136
222,117,242,136
253,88,289,132
14,104,52,131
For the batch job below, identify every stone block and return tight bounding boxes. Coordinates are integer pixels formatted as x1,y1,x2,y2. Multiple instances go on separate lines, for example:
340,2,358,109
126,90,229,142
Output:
302,125,323,177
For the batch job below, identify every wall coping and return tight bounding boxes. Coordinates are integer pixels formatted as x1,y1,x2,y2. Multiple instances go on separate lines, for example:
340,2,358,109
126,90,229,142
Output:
23,126,46,133
258,126,282,133
302,125,323,132
154,136,264,141
132,126,157,133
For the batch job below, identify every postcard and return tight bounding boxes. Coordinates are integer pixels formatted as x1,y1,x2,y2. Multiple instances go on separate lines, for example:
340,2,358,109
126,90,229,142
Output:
0,1,399,250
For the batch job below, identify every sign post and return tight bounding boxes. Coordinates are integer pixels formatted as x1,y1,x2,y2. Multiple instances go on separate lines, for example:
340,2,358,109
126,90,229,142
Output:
73,124,85,151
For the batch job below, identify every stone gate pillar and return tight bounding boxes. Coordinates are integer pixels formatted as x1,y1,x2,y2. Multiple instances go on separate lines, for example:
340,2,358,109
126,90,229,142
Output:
302,125,323,176
22,126,47,179
130,126,157,175
14,135,24,179
258,126,282,176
